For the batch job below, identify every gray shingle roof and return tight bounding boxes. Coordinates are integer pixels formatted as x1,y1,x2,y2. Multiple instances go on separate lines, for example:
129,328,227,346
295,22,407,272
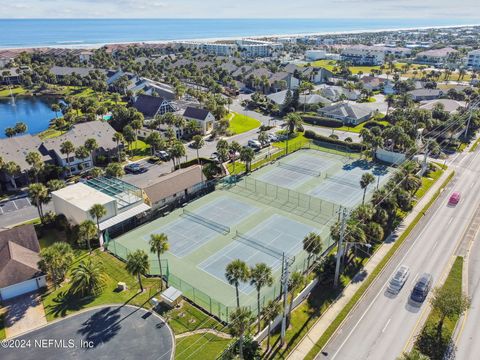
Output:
183,107,211,121
319,102,373,121
42,121,117,156
0,224,42,288
0,134,47,171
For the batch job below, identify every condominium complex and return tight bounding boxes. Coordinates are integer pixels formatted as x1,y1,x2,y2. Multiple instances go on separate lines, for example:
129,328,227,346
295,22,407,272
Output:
340,45,386,66
175,39,282,58
467,49,480,69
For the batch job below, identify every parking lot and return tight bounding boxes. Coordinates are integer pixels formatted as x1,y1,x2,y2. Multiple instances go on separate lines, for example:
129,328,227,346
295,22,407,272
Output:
0,196,31,215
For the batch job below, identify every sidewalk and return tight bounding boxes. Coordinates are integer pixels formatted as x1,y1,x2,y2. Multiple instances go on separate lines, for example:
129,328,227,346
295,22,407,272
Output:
287,168,453,360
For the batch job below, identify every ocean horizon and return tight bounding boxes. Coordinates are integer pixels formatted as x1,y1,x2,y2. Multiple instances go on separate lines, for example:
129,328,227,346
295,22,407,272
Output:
0,18,479,49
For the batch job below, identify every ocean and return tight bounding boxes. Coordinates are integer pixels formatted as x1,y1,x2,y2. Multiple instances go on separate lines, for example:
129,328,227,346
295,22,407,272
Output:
0,18,477,49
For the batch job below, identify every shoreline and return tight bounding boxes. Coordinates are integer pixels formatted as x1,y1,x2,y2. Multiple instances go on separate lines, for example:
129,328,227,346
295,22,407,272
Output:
1,22,479,51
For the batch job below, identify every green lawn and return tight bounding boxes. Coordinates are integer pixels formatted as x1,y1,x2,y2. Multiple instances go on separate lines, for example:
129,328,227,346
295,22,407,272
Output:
128,140,151,160
414,167,443,202
470,137,480,152
414,256,463,359
175,333,232,360
42,250,161,322
38,229,67,249
0,310,6,340
0,86,29,97
227,112,261,135
38,128,67,140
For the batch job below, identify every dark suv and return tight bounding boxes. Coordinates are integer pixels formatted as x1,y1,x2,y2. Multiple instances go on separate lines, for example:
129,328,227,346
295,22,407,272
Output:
411,273,433,303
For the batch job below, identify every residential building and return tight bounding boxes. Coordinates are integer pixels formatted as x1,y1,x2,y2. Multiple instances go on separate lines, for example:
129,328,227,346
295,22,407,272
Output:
414,47,459,67
467,49,480,69
50,66,106,81
299,94,332,107
408,89,444,101
79,51,94,62
341,45,385,66
0,224,46,301
41,121,118,175
419,99,466,113
318,101,374,125
52,177,150,241
360,76,386,91
305,49,327,61
143,165,205,210
183,107,216,135
0,51,16,68
132,94,177,119
0,68,23,85
317,84,360,101
0,134,51,189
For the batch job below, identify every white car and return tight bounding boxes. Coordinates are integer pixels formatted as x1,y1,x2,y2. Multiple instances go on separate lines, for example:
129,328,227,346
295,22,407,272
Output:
248,139,262,149
387,265,410,294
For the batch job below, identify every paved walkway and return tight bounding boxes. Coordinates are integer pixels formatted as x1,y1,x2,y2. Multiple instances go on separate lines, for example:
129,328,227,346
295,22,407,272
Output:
175,328,232,339
287,167,453,360
5,292,46,338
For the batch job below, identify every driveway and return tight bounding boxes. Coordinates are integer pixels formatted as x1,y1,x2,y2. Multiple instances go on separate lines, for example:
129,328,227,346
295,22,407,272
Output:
2,305,174,360
4,293,46,338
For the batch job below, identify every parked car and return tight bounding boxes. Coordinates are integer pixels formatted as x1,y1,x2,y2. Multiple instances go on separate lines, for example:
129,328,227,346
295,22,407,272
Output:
411,273,433,303
155,150,170,161
449,191,461,206
210,152,219,160
248,139,262,150
387,265,410,294
124,163,148,174
268,133,279,142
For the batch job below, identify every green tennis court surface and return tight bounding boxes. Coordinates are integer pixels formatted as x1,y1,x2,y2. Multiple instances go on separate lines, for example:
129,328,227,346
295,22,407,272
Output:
107,149,393,321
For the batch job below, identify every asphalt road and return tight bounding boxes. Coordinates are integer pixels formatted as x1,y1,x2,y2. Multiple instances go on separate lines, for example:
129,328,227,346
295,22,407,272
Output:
2,305,174,360
318,149,480,360
455,224,480,358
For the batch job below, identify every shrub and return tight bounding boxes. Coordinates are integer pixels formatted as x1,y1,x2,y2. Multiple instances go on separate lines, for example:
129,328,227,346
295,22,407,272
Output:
304,130,364,152
329,134,339,140
363,120,388,130
300,114,344,128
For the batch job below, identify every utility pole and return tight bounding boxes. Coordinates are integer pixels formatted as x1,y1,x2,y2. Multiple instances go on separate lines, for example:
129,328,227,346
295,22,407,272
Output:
280,254,290,345
334,207,348,288
465,111,473,139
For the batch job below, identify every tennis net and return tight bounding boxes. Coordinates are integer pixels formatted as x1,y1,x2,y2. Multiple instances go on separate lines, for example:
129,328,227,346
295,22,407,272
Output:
183,209,230,234
235,230,284,259
326,175,359,189
277,162,321,177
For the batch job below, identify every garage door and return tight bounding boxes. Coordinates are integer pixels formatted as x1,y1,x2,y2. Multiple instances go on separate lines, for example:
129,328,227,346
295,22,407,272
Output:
0,279,39,301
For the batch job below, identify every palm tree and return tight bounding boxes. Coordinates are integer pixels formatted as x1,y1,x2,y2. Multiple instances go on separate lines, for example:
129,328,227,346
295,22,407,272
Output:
385,94,395,116
79,220,97,253
303,232,323,270
38,242,74,287
69,259,104,297
84,138,98,166
287,271,304,323
47,179,65,192
3,161,20,189
112,132,124,162
60,140,75,176
264,300,281,350
258,131,269,147
145,132,164,155
25,151,44,183
149,233,169,290
240,146,255,173
397,349,430,360
229,141,242,175
360,173,376,204
51,103,61,119
249,263,273,333
105,162,125,178
284,113,302,154
14,122,27,135
228,307,253,359
191,135,205,165
130,118,143,151
170,141,186,170
225,259,250,307
27,183,49,220
126,249,150,292
75,146,90,169
89,204,107,244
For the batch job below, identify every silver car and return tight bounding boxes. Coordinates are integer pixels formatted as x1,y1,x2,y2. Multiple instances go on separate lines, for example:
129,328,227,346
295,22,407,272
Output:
387,265,410,294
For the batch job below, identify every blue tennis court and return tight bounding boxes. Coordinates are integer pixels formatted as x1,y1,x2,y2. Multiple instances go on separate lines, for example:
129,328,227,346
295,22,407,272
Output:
144,196,258,257
198,214,320,294
257,153,338,189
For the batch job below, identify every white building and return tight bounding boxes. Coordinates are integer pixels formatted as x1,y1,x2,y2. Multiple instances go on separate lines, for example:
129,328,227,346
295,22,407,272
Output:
52,178,150,241
305,50,327,61
341,45,385,66
467,49,480,69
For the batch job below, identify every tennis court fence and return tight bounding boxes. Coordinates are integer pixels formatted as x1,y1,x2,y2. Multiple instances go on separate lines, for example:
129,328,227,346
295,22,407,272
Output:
105,238,324,322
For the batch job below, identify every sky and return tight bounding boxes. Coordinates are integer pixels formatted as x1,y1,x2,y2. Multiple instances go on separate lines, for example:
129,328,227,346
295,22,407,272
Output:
2,0,480,19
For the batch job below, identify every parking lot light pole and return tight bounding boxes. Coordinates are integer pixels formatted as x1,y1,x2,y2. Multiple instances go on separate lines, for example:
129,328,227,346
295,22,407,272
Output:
334,207,347,288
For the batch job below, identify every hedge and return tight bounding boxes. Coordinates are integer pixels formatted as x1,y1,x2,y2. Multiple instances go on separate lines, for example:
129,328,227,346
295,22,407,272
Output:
363,120,388,130
301,114,344,128
304,130,364,152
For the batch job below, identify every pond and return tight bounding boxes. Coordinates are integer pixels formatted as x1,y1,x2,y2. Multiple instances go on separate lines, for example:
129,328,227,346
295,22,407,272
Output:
0,96,57,138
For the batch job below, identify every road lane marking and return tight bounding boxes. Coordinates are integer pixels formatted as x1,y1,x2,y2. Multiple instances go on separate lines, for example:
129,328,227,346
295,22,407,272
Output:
471,181,476,188
382,318,391,333
411,273,419,284
448,217,454,225
326,171,456,359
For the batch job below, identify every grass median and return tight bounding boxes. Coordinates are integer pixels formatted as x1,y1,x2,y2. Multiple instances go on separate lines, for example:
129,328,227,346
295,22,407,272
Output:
302,171,455,360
